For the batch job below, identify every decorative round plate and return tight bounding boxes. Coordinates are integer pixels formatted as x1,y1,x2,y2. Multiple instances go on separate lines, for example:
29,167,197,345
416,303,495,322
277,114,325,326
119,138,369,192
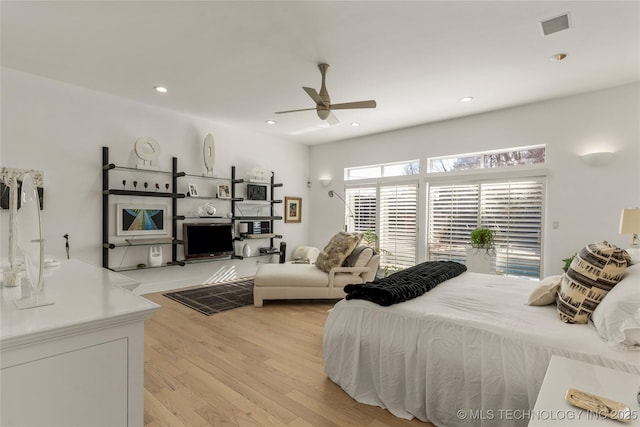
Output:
134,136,160,161
205,202,216,216
203,133,215,173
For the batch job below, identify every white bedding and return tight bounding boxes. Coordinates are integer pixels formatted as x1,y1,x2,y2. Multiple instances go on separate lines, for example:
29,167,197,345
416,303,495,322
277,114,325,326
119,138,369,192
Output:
323,272,640,426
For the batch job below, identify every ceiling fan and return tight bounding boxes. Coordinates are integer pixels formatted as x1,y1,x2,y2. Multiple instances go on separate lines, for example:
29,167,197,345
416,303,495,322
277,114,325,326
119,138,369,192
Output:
275,63,376,124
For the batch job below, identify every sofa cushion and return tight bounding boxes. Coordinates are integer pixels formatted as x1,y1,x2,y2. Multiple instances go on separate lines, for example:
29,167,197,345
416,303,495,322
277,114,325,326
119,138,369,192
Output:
254,263,365,288
315,232,363,273
556,241,630,324
344,246,374,268
255,263,330,288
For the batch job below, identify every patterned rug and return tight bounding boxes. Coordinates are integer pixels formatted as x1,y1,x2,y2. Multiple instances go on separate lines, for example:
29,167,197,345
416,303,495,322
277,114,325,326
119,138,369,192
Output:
163,278,254,315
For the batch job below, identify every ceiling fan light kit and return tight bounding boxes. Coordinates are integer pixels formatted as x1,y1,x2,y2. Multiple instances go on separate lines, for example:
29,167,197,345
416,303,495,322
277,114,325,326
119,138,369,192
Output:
275,63,376,122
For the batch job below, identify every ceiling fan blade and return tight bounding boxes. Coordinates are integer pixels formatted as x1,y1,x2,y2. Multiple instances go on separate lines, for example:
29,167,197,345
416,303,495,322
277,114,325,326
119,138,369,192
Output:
330,100,377,110
274,107,317,114
303,87,327,106
326,112,340,125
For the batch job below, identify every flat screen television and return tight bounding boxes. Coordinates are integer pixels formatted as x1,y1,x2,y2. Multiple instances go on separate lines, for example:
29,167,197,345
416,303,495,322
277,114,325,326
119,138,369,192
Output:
247,184,267,201
183,223,234,259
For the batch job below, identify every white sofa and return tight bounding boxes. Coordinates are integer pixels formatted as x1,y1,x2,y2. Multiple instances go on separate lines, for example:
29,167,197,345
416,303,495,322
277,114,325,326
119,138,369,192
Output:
253,249,379,307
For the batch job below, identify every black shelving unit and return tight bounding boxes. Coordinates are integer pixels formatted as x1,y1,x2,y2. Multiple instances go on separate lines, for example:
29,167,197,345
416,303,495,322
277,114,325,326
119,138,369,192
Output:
102,147,285,269
102,146,185,271
230,166,283,259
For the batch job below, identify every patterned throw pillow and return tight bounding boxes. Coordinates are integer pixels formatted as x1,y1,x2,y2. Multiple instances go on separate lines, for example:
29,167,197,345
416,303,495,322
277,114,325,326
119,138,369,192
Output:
315,232,363,273
556,241,631,324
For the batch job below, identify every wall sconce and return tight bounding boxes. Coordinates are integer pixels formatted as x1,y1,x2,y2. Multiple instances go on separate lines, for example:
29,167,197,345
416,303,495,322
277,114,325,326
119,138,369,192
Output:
320,178,332,187
580,151,614,166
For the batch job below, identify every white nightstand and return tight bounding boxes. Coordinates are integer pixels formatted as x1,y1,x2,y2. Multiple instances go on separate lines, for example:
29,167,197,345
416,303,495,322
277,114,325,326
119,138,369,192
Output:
529,355,640,426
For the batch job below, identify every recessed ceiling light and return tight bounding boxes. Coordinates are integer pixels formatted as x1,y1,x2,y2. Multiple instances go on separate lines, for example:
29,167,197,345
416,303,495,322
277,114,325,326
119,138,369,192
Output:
460,96,474,103
266,120,276,125
154,86,168,93
549,53,568,61
351,122,360,127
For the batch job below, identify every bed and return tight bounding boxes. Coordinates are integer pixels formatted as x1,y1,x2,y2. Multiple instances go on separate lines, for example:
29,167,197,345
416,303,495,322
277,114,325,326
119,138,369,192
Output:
323,268,640,426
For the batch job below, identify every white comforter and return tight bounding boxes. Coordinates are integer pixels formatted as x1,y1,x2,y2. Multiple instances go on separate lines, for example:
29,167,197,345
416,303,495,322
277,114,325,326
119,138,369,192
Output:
323,272,640,426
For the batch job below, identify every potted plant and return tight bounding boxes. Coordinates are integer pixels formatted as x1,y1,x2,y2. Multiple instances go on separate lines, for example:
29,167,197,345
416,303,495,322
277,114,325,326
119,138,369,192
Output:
470,227,495,251
466,227,496,274
562,254,575,273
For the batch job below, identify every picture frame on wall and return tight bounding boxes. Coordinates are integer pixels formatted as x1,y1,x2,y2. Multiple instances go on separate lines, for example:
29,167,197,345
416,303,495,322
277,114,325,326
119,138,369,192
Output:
187,183,199,197
217,184,231,199
116,204,168,236
284,197,302,223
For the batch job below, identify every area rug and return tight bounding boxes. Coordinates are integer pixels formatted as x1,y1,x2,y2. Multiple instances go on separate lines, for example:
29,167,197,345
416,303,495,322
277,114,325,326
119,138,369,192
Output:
163,278,254,315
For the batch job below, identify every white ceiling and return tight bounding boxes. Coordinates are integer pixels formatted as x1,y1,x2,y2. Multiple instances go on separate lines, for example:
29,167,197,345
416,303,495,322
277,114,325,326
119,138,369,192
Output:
2,1,639,145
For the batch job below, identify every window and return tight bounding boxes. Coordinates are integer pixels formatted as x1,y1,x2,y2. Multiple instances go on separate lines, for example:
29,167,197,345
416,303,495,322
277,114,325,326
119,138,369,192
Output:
427,179,544,278
346,160,419,181
346,183,418,269
428,146,545,173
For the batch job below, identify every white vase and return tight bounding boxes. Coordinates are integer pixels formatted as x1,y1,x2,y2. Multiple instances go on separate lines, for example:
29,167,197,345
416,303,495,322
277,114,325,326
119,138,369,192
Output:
465,247,495,274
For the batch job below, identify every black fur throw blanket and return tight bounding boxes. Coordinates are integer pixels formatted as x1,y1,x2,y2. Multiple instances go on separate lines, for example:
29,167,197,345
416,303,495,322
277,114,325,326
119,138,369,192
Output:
344,261,467,306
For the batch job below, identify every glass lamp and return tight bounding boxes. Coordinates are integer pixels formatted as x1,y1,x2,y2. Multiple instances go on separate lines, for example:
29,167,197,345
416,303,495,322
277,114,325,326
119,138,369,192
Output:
619,208,640,263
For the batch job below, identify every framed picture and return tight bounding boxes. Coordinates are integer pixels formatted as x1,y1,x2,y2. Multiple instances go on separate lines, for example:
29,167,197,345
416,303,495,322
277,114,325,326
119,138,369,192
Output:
116,204,168,236
284,196,302,223
217,184,231,199
188,183,199,197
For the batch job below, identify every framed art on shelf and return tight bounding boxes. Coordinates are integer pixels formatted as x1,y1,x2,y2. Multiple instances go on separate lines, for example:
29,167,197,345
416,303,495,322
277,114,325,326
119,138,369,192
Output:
217,184,231,199
188,183,199,197
116,204,168,236
285,197,302,223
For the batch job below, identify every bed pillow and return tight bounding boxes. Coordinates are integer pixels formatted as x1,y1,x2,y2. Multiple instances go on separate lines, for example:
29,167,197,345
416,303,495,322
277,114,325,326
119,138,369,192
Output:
591,263,640,347
315,232,363,273
556,241,631,324
528,275,563,306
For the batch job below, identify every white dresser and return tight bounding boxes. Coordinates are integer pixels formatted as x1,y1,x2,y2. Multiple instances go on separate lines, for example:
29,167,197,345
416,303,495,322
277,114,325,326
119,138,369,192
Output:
1,259,159,427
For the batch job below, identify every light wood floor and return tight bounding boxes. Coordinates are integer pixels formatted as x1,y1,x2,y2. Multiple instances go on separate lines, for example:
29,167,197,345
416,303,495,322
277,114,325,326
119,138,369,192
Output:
142,291,432,426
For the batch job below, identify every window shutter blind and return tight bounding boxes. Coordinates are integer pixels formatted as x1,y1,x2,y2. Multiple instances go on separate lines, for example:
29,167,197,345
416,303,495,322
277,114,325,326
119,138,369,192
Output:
345,187,377,233
427,179,543,278
427,184,479,263
480,181,543,278
379,184,418,268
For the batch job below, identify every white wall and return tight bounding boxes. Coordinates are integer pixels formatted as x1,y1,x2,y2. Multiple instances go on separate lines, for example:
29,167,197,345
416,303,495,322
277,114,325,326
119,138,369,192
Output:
1,68,309,294
308,83,640,277
2,68,637,292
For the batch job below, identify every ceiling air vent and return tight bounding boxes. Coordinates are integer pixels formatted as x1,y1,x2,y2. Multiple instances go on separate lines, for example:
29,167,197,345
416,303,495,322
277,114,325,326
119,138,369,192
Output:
540,13,570,36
